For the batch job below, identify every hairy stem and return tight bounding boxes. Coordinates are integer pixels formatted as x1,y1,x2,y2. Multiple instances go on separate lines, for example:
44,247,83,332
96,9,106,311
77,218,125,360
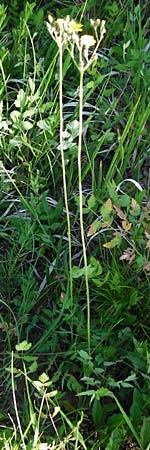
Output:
59,42,73,316
78,54,91,354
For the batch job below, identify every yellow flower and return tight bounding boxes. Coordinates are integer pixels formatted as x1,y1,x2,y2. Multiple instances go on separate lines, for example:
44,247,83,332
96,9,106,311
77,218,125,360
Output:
69,20,83,32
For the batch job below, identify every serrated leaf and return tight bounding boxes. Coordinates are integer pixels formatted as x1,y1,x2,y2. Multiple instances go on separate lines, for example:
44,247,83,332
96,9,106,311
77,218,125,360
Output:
103,233,121,249
39,373,49,384
113,204,126,220
87,194,96,209
131,198,140,211
87,221,100,237
122,219,132,231
101,198,112,220
15,341,32,352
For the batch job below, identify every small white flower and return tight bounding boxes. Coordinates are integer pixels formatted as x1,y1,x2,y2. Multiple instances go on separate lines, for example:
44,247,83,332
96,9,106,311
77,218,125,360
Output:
47,14,53,23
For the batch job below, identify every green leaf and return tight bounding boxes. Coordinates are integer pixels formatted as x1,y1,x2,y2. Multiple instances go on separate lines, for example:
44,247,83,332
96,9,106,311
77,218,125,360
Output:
90,256,102,276
45,390,58,398
10,110,20,122
37,119,53,135
92,399,103,429
15,341,32,352
23,120,33,130
130,388,143,427
106,427,124,450
101,198,112,220
28,77,35,94
72,265,94,279
15,89,26,109
87,194,96,209
119,194,130,208
77,390,96,397
140,417,150,449
96,387,111,399
79,350,91,361
28,361,38,373
39,373,49,384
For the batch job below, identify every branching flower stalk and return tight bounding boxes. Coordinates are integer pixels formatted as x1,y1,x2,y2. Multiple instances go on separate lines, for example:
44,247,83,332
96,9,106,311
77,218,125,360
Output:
47,16,74,316
47,16,106,353
59,41,73,312
74,21,106,354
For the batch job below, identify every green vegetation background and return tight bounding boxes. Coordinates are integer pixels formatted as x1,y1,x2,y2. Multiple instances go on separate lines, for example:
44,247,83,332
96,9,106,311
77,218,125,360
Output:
0,1,150,449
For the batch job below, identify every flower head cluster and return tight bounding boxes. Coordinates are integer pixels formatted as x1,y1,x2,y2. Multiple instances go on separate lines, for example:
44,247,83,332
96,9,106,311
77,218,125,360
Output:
46,15,106,68
47,15,83,48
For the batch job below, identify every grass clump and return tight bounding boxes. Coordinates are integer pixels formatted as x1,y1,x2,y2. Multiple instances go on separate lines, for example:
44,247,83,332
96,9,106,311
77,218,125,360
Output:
0,1,150,449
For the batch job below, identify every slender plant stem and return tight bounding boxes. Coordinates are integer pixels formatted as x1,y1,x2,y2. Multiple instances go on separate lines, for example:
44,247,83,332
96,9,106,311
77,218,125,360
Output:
11,352,26,450
78,54,91,355
59,42,73,315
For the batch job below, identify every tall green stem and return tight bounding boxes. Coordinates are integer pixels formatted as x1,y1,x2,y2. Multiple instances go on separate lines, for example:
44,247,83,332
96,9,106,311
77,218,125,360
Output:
78,56,91,354
59,43,73,316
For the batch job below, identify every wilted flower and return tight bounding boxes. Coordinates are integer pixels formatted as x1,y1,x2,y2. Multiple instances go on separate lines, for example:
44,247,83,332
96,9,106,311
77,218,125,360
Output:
46,14,106,68
56,18,65,31
80,35,96,62
46,14,83,48
80,35,96,47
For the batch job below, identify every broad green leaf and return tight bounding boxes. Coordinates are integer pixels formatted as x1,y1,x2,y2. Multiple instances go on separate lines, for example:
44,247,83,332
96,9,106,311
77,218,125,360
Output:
140,417,150,449
92,399,103,429
130,388,143,427
78,350,91,361
106,427,124,450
